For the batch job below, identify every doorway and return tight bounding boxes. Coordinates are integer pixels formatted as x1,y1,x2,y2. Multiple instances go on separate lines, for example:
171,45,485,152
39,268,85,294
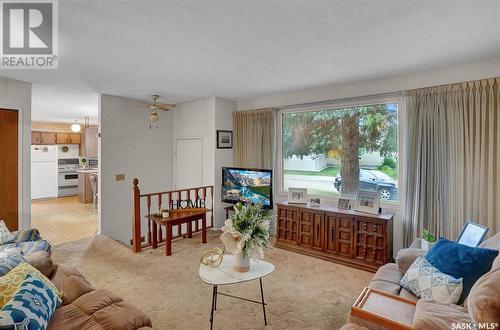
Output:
0,109,19,231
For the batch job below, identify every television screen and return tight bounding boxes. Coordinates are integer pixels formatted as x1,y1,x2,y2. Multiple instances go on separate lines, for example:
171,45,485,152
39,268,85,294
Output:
222,167,273,209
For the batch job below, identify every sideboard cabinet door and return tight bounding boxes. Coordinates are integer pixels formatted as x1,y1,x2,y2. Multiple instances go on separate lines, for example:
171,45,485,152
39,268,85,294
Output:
354,218,387,264
336,216,354,257
277,206,299,244
325,214,337,254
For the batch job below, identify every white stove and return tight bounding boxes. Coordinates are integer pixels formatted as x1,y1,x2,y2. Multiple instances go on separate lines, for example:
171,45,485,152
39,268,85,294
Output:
58,158,79,197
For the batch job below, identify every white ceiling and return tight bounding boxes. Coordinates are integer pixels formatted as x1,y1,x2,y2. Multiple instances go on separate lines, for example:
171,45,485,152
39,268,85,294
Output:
2,0,500,122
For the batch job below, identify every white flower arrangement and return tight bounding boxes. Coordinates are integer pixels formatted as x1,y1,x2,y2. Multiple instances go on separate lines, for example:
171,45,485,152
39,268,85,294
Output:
219,203,274,259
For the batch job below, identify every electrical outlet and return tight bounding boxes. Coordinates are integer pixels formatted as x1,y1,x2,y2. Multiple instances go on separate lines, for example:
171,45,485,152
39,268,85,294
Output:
116,174,125,181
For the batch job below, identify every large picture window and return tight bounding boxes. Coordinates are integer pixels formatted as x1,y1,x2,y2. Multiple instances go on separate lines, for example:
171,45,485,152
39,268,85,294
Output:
281,101,399,201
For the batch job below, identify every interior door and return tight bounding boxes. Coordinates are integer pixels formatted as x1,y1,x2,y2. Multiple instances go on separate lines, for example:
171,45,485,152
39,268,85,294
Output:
175,138,203,190
0,109,19,231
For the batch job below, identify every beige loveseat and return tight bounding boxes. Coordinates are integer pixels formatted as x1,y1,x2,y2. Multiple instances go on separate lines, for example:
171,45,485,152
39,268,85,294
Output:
24,252,153,329
342,233,500,329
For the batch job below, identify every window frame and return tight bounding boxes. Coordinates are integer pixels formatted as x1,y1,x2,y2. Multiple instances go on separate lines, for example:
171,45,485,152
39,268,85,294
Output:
275,95,404,207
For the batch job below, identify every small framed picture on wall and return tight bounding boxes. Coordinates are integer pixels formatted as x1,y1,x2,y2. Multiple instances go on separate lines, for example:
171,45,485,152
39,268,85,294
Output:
217,130,233,149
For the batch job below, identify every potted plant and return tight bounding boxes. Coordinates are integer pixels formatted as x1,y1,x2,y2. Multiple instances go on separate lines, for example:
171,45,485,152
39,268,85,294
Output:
219,203,274,272
421,229,437,251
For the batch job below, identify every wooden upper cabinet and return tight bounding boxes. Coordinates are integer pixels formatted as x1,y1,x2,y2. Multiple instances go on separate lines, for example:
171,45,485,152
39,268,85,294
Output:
40,132,57,144
70,133,81,144
56,133,70,144
31,131,41,144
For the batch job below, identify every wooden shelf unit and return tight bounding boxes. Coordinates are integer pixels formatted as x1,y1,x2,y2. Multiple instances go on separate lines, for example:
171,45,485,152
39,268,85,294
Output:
275,201,394,272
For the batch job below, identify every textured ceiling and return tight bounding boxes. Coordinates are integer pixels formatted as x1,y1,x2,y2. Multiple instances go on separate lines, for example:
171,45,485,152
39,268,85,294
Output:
2,0,500,122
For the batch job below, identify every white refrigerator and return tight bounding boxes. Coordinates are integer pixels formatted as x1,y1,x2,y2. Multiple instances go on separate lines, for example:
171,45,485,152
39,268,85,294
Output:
31,145,58,199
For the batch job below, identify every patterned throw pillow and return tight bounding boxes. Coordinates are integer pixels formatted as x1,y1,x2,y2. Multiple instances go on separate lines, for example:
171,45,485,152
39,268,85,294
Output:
0,221,15,245
0,247,23,277
0,263,62,308
400,256,463,304
16,240,51,256
0,273,61,329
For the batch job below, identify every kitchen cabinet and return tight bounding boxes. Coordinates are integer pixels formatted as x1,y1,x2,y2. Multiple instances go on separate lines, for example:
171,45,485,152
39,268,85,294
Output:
55,133,80,144
40,132,57,144
78,172,95,204
81,127,98,158
31,132,41,144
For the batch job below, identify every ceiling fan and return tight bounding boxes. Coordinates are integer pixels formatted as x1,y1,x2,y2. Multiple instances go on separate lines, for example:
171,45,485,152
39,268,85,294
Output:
137,95,176,128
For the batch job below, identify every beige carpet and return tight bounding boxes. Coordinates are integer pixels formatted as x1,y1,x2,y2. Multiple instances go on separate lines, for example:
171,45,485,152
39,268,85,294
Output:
52,232,373,330
31,196,98,245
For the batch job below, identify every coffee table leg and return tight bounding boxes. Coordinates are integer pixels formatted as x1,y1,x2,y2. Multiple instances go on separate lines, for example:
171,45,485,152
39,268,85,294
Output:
259,278,267,325
166,224,172,256
210,285,217,330
202,213,207,244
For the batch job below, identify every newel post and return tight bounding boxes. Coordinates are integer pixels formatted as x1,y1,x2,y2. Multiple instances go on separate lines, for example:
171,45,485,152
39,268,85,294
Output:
132,178,141,253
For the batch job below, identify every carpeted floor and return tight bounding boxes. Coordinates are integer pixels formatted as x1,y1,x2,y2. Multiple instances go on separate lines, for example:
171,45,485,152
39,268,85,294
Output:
52,232,373,330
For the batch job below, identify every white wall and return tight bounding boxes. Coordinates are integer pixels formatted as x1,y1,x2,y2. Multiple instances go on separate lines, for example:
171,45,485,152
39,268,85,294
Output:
99,94,173,245
173,97,216,187
214,97,237,226
238,58,500,110
0,77,31,230
173,96,236,228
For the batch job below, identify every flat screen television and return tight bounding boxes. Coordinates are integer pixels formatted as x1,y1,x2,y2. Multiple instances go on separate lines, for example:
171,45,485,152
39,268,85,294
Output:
222,167,273,209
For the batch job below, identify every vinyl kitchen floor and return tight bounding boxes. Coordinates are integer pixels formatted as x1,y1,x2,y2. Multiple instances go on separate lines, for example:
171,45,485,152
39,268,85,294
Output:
31,196,98,246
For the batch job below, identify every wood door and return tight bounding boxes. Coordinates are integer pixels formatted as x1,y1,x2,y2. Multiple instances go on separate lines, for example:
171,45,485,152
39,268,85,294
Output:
300,210,323,249
325,214,337,254
69,133,81,144
31,131,41,144
0,109,19,231
40,132,57,144
277,206,298,244
354,218,386,264
336,216,354,257
56,133,70,144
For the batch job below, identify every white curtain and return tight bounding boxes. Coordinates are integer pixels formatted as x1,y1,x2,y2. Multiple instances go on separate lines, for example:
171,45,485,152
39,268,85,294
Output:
233,108,274,169
403,78,500,246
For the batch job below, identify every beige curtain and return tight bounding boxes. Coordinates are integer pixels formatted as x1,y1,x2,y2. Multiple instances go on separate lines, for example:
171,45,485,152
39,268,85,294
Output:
233,108,273,169
403,78,500,246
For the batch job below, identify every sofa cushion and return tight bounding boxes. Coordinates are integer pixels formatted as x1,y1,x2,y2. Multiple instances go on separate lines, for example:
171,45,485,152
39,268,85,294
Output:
425,238,498,303
49,265,94,305
48,289,152,330
0,262,62,308
396,248,426,274
466,267,500,324
23,251,56,278
13,228,42,243
0,247,23,277
0,273,61,329
398,288,418,302
371,263,403,284
368,280,401,295
0,221,14,245
16,239,51,256
413,299,471,330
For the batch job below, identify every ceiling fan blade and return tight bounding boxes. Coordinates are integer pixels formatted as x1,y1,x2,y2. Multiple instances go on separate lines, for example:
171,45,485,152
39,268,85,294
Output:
157,105,175,111
136,104,151,108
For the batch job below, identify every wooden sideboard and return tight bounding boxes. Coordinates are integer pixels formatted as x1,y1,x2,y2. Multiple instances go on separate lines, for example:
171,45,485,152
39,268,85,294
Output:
275,201,394,272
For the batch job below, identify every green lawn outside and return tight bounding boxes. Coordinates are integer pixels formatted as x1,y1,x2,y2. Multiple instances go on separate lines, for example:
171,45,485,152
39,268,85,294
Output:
284,165,398,180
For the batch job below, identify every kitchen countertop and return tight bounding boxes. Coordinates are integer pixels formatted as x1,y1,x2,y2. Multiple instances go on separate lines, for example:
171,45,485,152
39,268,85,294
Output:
76,168,98,174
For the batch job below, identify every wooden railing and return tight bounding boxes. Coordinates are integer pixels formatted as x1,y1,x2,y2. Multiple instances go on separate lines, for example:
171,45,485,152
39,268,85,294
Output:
132,178,214,253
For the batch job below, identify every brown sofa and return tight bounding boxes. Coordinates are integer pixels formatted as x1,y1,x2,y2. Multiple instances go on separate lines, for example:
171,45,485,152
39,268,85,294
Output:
341,233,500,330
22,252,152,330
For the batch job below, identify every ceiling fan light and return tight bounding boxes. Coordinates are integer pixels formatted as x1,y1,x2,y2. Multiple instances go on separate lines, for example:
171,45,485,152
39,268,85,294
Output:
71,123,81,132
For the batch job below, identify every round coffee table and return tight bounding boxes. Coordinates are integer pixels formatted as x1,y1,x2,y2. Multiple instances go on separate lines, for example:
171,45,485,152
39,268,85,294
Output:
199,255,275,330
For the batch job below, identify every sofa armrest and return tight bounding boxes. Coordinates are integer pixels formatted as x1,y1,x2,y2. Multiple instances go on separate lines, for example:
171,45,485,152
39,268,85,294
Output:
413,300,472,330
13,228,41,243
409,238,423,249
395,248,426,274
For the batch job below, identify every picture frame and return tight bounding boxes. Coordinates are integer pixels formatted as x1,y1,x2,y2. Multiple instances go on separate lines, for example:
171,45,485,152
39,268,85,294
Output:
309,196,321,207
216,130,233,149
456,221,489,247
337,198,351,210
354,190,380,214
288,187,307,204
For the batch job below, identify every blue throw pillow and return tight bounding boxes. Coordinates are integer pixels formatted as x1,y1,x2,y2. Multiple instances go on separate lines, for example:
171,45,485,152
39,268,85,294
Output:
0,273,61,330
425,238,498,303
